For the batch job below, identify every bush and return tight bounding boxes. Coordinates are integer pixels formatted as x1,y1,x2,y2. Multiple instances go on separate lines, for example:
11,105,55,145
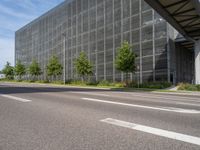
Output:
28,80,35,83
128,81,171,89
97,80,111,86
70,80,87,85
178,83,200,91
52,80,64,84
37,80,50,83
113,82,125,88
65,79,72,84
86,81,99,86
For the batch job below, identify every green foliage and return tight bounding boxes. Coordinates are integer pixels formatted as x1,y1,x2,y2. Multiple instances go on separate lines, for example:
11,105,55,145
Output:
74,51,93,81
15,60,26,80
35,80,50,83
128,81,171,89
97,80,125,87
115,41,136,85
51,80,64,84
98,80,110,86
115,41,136,74
2,62,14,80
178,83,200,91
66,79,124,87
70,80,87,85
28,60,42,80
46,55,63,79
86,81,99,86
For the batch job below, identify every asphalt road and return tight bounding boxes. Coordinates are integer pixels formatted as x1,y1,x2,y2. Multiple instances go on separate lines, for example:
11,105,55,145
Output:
0,82,200,150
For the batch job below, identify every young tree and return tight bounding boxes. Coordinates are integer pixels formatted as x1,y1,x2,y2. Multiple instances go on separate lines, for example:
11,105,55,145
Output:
15,60,26,80
115,41,136,85
74,51,93,81
28,59,42,81
2,62,14,80
46,55,63,80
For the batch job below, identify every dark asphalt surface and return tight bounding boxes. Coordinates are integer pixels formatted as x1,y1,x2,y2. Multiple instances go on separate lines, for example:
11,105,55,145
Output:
0,82,200,150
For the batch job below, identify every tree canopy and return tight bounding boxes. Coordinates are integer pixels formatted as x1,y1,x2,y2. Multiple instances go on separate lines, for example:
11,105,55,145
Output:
46,55,63,79
2,62,14,80
28,60,42,80
15,60,26,80
115,41,136,83
74,51,93,81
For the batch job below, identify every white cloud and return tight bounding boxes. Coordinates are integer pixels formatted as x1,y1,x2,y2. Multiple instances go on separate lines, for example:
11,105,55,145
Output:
0,3,36,20
0,0,65,70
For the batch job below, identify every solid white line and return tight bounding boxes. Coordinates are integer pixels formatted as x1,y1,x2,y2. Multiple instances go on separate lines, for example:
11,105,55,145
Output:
107,93,200,106
0,94,32,102
70,92,110,97
115,92,200,102
128,96,200,106
81,98,200,114
101,118,200,146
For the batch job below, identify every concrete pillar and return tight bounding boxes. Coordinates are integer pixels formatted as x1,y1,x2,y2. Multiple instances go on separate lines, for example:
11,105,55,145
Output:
195,40,200,84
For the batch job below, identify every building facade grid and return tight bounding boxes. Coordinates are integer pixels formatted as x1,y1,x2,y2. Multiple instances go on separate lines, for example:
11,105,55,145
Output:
15,0,169,83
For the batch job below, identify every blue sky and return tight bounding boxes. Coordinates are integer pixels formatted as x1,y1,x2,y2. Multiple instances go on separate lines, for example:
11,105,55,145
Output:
0,0,64,70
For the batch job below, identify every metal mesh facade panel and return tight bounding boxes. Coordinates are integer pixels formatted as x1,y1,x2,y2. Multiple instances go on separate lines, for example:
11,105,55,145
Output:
15,0,169,82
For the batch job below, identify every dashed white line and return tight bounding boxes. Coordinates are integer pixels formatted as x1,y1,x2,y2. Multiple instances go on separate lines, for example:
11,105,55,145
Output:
101,118,200,146
0,94,32,102
81,97,200,114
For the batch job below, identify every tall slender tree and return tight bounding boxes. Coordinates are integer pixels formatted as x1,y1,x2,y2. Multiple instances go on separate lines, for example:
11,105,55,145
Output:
15,60,26,80
46,55,63,80
74,51,93,81
115,41,136,85
28,59,42,81
2,62,14,80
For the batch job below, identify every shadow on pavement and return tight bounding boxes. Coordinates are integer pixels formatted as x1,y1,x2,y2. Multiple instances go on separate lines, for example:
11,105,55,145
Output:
0,84,115,95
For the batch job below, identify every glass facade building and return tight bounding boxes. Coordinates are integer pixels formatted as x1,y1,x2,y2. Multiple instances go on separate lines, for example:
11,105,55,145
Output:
15,0,175,83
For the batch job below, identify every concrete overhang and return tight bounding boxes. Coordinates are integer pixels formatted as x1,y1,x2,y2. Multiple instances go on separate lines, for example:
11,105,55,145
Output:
144,0,200,42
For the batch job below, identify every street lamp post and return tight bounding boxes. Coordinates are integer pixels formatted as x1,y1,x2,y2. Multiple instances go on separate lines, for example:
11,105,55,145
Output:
62,33,66,84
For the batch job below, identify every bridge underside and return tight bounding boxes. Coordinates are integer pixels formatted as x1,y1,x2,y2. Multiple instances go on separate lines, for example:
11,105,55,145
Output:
145,0,200,84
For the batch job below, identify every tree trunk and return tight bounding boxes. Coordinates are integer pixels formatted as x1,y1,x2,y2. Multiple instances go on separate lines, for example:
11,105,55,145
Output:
81,76,84,82
125,72,129,87
33,75,36,81
53,75,56,82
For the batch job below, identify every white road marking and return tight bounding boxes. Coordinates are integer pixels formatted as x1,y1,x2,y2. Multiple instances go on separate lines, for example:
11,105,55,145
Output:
101,118,200,146
111,95,200,107
81,98,200,114
70,92,110,97
0,94,32,102
114,92,200,102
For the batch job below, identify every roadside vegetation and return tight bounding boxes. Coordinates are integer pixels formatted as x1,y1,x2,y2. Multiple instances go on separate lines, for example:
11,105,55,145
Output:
74,51,93,82
0,42,173,90
115,41,136,85
178,83,200,91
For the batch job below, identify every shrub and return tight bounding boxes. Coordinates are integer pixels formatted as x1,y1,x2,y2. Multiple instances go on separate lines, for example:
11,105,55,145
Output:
113,82,125,88
52,80,64,84
65,79,72,84
86,81,99,86
97,80,111,86
196,85,200,91
70,80,87,85
128,81,171,89
178,83,200,91
28,80,35,83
